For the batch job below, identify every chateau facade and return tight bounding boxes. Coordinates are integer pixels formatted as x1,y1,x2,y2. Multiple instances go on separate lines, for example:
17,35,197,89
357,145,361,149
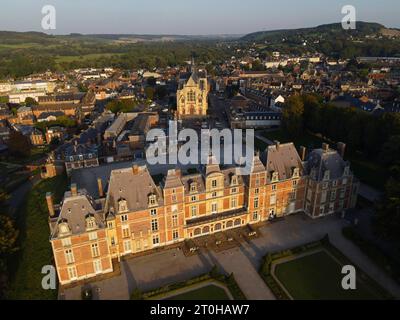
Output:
48,142,358,285
177,70,208,119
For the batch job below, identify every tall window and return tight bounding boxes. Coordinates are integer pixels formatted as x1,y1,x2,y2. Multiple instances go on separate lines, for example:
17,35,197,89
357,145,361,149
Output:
121,214,128,222
151,219,158,232
152,235,160,245
173,230,179,241
211,180,217,188
122,226,130,238
65,249,74,264
93,260,102,274
123,240,132,253
150,209,157,216
67,266,77,280
191,206,197,217
188,91,196,102
254,198,259,209
172,214,178,227
211,203,218,213
91,243,100,257
231,197,238,208
253,211,259,221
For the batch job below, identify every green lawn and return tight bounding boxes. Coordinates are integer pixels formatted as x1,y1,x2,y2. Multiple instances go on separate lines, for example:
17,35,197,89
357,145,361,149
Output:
7,175,69,300
167,284,230,300
274,251,385,300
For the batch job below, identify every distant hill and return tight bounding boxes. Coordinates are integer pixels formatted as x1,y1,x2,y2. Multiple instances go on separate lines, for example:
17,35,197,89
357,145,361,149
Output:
241,22,386,42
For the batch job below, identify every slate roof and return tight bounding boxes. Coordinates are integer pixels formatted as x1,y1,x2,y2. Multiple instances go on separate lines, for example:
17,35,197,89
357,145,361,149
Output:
50,188,104,238
105,165,163,214
305,148,349,181
264,143,303,181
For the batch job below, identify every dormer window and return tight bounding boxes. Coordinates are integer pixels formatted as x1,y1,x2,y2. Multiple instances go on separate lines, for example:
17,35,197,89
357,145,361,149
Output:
86,215,97,230
292,167,300,178
148,194,157,207
190,182,197,193
323,170,330,181
118,199,128,213
58,221,70,236
271,171,279,183
231,175,238,186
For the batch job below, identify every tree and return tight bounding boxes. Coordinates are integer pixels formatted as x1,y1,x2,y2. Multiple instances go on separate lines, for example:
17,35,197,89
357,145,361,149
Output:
24,97,38,106
375,165,400,241
144,86,155,101
0,215,19,259
380,135,400,166
282,95,304,137
7,131,31,157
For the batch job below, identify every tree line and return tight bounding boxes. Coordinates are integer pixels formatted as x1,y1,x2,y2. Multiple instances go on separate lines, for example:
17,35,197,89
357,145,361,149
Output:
283,94,400,241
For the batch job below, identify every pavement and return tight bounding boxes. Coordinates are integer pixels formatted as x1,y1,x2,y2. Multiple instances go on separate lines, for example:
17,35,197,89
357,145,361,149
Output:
60,212,400,300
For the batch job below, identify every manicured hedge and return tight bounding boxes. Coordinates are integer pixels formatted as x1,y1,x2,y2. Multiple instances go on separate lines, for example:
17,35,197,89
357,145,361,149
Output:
132,266,246,300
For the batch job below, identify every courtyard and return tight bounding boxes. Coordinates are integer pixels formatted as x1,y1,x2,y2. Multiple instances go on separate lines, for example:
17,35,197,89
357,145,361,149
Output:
59,213,400,300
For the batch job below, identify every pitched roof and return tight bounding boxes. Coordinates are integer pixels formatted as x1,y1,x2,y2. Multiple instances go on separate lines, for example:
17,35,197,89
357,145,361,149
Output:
51,188,104,238
305,148,348,181
106,165,163,214
265,143,303,181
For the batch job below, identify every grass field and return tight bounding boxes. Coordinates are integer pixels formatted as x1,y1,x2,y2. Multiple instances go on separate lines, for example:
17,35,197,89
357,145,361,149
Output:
7,175,69,300
167,284,230,300
274,250,385,300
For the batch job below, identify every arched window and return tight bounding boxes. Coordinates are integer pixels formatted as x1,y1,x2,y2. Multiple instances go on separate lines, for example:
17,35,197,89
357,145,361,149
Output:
214,223,222,231
194,228,201,236
202,226,210,234
226,220,233,228
234,218,241,226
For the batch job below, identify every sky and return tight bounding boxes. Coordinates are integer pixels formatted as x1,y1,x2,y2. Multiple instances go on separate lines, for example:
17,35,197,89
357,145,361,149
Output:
0,0,399,35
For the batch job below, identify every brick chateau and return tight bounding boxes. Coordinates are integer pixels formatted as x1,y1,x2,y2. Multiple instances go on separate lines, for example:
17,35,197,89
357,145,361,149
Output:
47,142,359,285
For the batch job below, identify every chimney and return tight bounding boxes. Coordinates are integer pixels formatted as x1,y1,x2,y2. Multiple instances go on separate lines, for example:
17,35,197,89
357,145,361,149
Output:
132,165,139,175
322,143,329,152
71,183,78,197
46,192,55,217
274,140,280,150
337,142,346,158
299,146,307,161
175,169,182,178
97,177,104,198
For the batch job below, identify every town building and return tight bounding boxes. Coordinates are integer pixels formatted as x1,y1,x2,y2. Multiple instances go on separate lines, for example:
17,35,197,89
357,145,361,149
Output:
177,69,209,119
47,142,359,285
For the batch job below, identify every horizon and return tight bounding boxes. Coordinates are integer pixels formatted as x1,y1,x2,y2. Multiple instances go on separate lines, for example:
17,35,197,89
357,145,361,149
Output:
0,0,399,35
0,20,393,37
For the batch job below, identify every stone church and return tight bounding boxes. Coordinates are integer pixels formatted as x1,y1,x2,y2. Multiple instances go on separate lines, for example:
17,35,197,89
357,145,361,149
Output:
177,65,208,119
